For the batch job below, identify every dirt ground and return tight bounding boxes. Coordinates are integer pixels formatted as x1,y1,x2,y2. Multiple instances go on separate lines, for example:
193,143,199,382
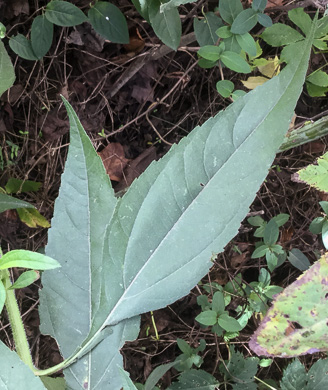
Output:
1,0,328,387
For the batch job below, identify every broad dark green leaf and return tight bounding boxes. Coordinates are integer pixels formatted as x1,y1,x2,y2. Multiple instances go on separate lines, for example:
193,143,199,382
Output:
39,18,315,390
31,14,53,59
287,249,311,271
288,8,312,35
220,51,251,73
231,9,258,35
167,369,219,390
148,0,181,50
88,2,129,44
261,24,304,46
194,12,223,46
0,192,34,212
45,0,87,27
0,341,47,389
160,0,196,12
9,34,38,61
263,219,279,246
0,250,60,271
0,40,15,96
219,0,243,25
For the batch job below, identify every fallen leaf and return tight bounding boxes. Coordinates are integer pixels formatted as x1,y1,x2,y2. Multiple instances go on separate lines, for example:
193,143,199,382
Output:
302,141,326,154
17,208,50,228
115,147,157,192
266,0,284,8
241,76,269,90
98,143,130,182
231,252,247,268
124,27,145,55
280,226,294,244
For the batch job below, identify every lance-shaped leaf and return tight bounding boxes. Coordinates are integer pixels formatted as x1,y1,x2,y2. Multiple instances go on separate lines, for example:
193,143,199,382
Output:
39,100,140,389
0,341,47,389
39,17,316,390
249,253,328,357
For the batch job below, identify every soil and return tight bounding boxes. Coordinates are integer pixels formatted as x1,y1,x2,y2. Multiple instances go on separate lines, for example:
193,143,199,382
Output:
1,0,328,388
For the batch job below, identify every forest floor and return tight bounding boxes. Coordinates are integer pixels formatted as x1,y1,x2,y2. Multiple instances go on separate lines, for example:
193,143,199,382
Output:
1,0,328,388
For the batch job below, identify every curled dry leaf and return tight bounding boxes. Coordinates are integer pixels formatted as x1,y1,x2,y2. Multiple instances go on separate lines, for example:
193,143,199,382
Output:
98,143,130,182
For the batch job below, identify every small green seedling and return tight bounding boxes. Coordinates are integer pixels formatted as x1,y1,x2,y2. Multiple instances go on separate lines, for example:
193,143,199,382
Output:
249,213,289,271
196,291,243,337
245,268,283,313
173,339,206,372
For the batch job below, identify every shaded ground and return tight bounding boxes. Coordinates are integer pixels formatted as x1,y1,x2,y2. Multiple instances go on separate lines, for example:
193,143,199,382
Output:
1,0,328,387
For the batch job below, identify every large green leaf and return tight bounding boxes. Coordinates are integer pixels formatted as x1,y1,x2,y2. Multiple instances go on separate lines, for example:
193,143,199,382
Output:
39,17,316,390
0,193,34,213
0,341,46,389
249,253,328,357
45,0,87,27
167,369,219,390
0,40,15,97
39,98,139,389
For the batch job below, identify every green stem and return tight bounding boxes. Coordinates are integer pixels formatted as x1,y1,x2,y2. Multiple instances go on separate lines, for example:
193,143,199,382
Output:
254,376,277,390
2,269,34,370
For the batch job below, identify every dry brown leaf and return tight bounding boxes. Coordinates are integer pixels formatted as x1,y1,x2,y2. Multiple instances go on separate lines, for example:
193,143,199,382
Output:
115,147,157,192
98,143,130,182
280,226,294,244
231,253,247,268
266,0,284,7
303,141,326,154
124,27,145,55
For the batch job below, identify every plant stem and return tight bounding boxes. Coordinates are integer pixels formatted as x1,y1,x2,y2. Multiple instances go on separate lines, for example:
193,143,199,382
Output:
2,269,34,370
254,376,277,390
279,115,328,152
